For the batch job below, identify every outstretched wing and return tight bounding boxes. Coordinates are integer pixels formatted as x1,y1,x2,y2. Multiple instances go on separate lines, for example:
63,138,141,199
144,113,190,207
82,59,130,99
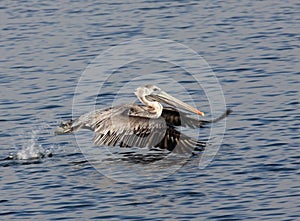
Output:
90,106,205,153
91,107,167,148
161,107,232,128
155,126,206,153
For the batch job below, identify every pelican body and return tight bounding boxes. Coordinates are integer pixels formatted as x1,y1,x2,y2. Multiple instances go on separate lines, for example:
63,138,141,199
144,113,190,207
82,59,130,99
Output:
55,85,231,153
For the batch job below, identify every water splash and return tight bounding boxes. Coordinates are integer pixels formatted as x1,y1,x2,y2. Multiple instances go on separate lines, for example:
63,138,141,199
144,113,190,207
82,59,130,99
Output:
6,128,53,161
19,129,53,160
16,137,46,160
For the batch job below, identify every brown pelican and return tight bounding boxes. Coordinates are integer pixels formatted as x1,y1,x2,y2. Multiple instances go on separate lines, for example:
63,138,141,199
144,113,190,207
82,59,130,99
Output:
55,85,231,153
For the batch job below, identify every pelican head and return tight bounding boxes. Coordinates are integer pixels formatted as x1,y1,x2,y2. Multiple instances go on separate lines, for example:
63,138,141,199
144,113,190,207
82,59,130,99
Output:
138,84,205,117
135,85,164,118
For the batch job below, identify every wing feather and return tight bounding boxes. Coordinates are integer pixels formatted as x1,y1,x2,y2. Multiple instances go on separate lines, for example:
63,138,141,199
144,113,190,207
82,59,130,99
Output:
73,105,211,153
161,107,232,128
92,107,167,148
155,127,206,154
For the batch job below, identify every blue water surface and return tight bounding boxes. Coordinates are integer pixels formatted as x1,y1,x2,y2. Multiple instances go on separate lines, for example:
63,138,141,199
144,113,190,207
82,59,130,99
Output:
0,0,299,220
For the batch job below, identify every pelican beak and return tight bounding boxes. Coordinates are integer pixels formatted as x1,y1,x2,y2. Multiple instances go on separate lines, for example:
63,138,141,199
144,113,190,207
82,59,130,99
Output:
147,91,205,116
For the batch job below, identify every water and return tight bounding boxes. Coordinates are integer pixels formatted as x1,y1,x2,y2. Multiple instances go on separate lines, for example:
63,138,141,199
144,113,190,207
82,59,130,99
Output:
1,0,299,220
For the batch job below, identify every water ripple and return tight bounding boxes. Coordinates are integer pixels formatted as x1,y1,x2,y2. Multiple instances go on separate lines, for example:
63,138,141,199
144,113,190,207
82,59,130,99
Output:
0,0,299,220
